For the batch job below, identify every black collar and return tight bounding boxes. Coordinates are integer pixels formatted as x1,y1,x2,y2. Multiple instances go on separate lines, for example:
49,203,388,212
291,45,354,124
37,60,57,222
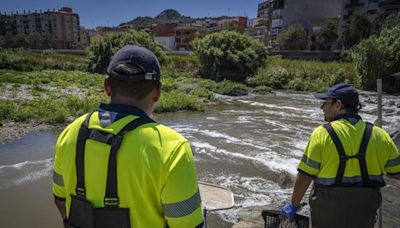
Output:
332,113,362,125
98,103,148,118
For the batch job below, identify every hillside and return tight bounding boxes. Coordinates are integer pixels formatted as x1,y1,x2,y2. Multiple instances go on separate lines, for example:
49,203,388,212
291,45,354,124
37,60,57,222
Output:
120,9,193,29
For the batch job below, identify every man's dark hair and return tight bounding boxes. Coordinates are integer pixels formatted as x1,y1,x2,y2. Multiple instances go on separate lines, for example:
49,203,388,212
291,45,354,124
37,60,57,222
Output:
108,63,160,100
341,102,362,114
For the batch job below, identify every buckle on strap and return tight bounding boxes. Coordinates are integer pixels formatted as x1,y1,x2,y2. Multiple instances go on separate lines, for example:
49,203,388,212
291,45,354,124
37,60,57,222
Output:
339,154,362,161
104,197,119,207
76,187,86,198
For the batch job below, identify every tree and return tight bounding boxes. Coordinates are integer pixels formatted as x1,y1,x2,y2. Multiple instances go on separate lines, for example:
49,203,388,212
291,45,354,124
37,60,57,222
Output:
373,12,400,34
27,33,43,49
87,30,167,73
14,34,28,48
352,26,400,90
317,20,338,50
276,24,307,50
192,30,267,82
342,10,371,48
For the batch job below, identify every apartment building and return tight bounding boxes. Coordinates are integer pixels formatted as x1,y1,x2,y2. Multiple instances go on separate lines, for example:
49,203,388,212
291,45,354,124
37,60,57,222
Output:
341,0,400,20
0,7,81,49
153,23,177,51
175,26,200,51
270,0,341,37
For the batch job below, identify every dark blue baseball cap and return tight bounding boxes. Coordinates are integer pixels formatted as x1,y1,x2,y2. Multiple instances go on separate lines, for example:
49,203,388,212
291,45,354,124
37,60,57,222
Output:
314,83,359,107
107,45,161,81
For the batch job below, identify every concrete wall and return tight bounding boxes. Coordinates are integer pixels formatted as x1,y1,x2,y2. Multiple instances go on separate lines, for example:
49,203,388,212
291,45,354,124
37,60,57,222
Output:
155,36,176,51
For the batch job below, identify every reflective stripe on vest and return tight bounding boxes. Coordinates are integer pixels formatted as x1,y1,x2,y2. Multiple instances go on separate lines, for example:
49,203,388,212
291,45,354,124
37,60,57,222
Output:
323,122,374,187
386,157,400,168
162,189,201,218
53,170,64,187
301,154,321,169
315,175,384,186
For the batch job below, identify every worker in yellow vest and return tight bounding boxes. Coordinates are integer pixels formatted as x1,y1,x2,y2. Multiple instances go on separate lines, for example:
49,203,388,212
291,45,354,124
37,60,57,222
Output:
52,45,203,228
281,83,400,227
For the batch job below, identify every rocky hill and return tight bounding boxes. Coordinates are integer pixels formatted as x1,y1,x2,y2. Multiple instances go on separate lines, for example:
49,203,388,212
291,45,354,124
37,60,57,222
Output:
120,9,193,29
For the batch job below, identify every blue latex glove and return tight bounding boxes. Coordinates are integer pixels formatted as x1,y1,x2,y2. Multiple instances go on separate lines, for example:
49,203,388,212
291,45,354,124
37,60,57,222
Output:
281,203,300,220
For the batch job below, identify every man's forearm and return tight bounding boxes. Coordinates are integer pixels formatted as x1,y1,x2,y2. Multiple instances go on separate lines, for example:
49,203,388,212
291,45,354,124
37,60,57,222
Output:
291,172,313,206
54,198,67,219
388,173,400,180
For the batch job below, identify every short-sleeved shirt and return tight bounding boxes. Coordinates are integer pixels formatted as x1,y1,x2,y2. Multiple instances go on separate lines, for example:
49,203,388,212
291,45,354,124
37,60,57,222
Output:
52,103,203,227
298,113,400,186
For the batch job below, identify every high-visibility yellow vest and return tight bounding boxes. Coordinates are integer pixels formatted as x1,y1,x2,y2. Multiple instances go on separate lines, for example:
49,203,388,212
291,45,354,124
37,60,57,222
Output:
298,118,400,186
53,111,203,227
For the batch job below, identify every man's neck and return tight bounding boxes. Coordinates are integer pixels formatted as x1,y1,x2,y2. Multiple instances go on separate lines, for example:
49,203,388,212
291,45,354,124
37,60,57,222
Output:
110,97,151,116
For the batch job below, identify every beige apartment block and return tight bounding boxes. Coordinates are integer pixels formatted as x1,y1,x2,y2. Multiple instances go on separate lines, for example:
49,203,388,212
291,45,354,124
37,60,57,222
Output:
0,7,81,49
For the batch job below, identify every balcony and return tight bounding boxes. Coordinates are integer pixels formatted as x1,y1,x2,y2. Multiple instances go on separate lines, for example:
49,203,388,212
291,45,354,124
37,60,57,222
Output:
345,2,364,8
379,0,400,7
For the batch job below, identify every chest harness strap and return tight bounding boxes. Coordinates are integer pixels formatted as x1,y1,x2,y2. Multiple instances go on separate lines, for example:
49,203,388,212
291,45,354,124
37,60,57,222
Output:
65,111,154,228
323,122,373,187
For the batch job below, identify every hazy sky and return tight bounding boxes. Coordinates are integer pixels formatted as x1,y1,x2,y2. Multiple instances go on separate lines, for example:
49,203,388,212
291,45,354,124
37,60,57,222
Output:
2,0,264,28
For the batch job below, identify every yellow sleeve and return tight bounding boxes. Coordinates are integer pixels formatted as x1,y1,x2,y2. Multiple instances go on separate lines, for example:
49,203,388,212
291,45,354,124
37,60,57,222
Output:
384,135,400,175
298,127,323,176
52,126,70,200
161,141,203,228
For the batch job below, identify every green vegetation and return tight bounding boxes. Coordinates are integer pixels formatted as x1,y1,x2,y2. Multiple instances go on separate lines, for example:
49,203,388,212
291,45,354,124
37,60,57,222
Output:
193,30,267,82
0,33,57,49
0,48,87,71
316,19,339,50
0,70,103,88
352,26,400,91
3,24,397,126
167,55,200,73
247,57,358,91
277,24,307,50
87,30,167,74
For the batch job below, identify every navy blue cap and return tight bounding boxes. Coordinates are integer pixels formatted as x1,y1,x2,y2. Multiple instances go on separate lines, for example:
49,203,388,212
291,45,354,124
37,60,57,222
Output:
314,83,359,107
107,45,161,81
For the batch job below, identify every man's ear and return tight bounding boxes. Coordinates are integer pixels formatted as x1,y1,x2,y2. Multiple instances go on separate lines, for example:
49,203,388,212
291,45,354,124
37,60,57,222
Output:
154,82,161,102
104,77,111,96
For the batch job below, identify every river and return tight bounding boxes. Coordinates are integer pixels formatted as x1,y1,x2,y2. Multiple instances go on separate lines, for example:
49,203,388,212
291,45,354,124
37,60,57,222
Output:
1,91,399,227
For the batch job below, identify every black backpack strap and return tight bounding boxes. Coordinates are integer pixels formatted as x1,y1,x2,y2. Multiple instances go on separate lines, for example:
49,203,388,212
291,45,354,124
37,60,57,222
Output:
75,111,96,198
323,123,347,186
358,122,373,187
103,116,154,207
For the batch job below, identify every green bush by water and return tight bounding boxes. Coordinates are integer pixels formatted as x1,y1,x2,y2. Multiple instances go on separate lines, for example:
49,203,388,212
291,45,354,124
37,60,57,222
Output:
248,57,358,91
0,49,87,71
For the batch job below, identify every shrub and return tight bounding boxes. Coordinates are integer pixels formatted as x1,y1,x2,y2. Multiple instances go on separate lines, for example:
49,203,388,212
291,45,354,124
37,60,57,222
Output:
215,80,249,96
168,55,200,73
352,26,400,90
87,30,167,74
156,91,205,112
0,100,16,121
0,49,87,71
193,30,267,82
251,86,273,94
287,78,307,91
277,24,307,50
247,57,357,91
248,67,291,89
